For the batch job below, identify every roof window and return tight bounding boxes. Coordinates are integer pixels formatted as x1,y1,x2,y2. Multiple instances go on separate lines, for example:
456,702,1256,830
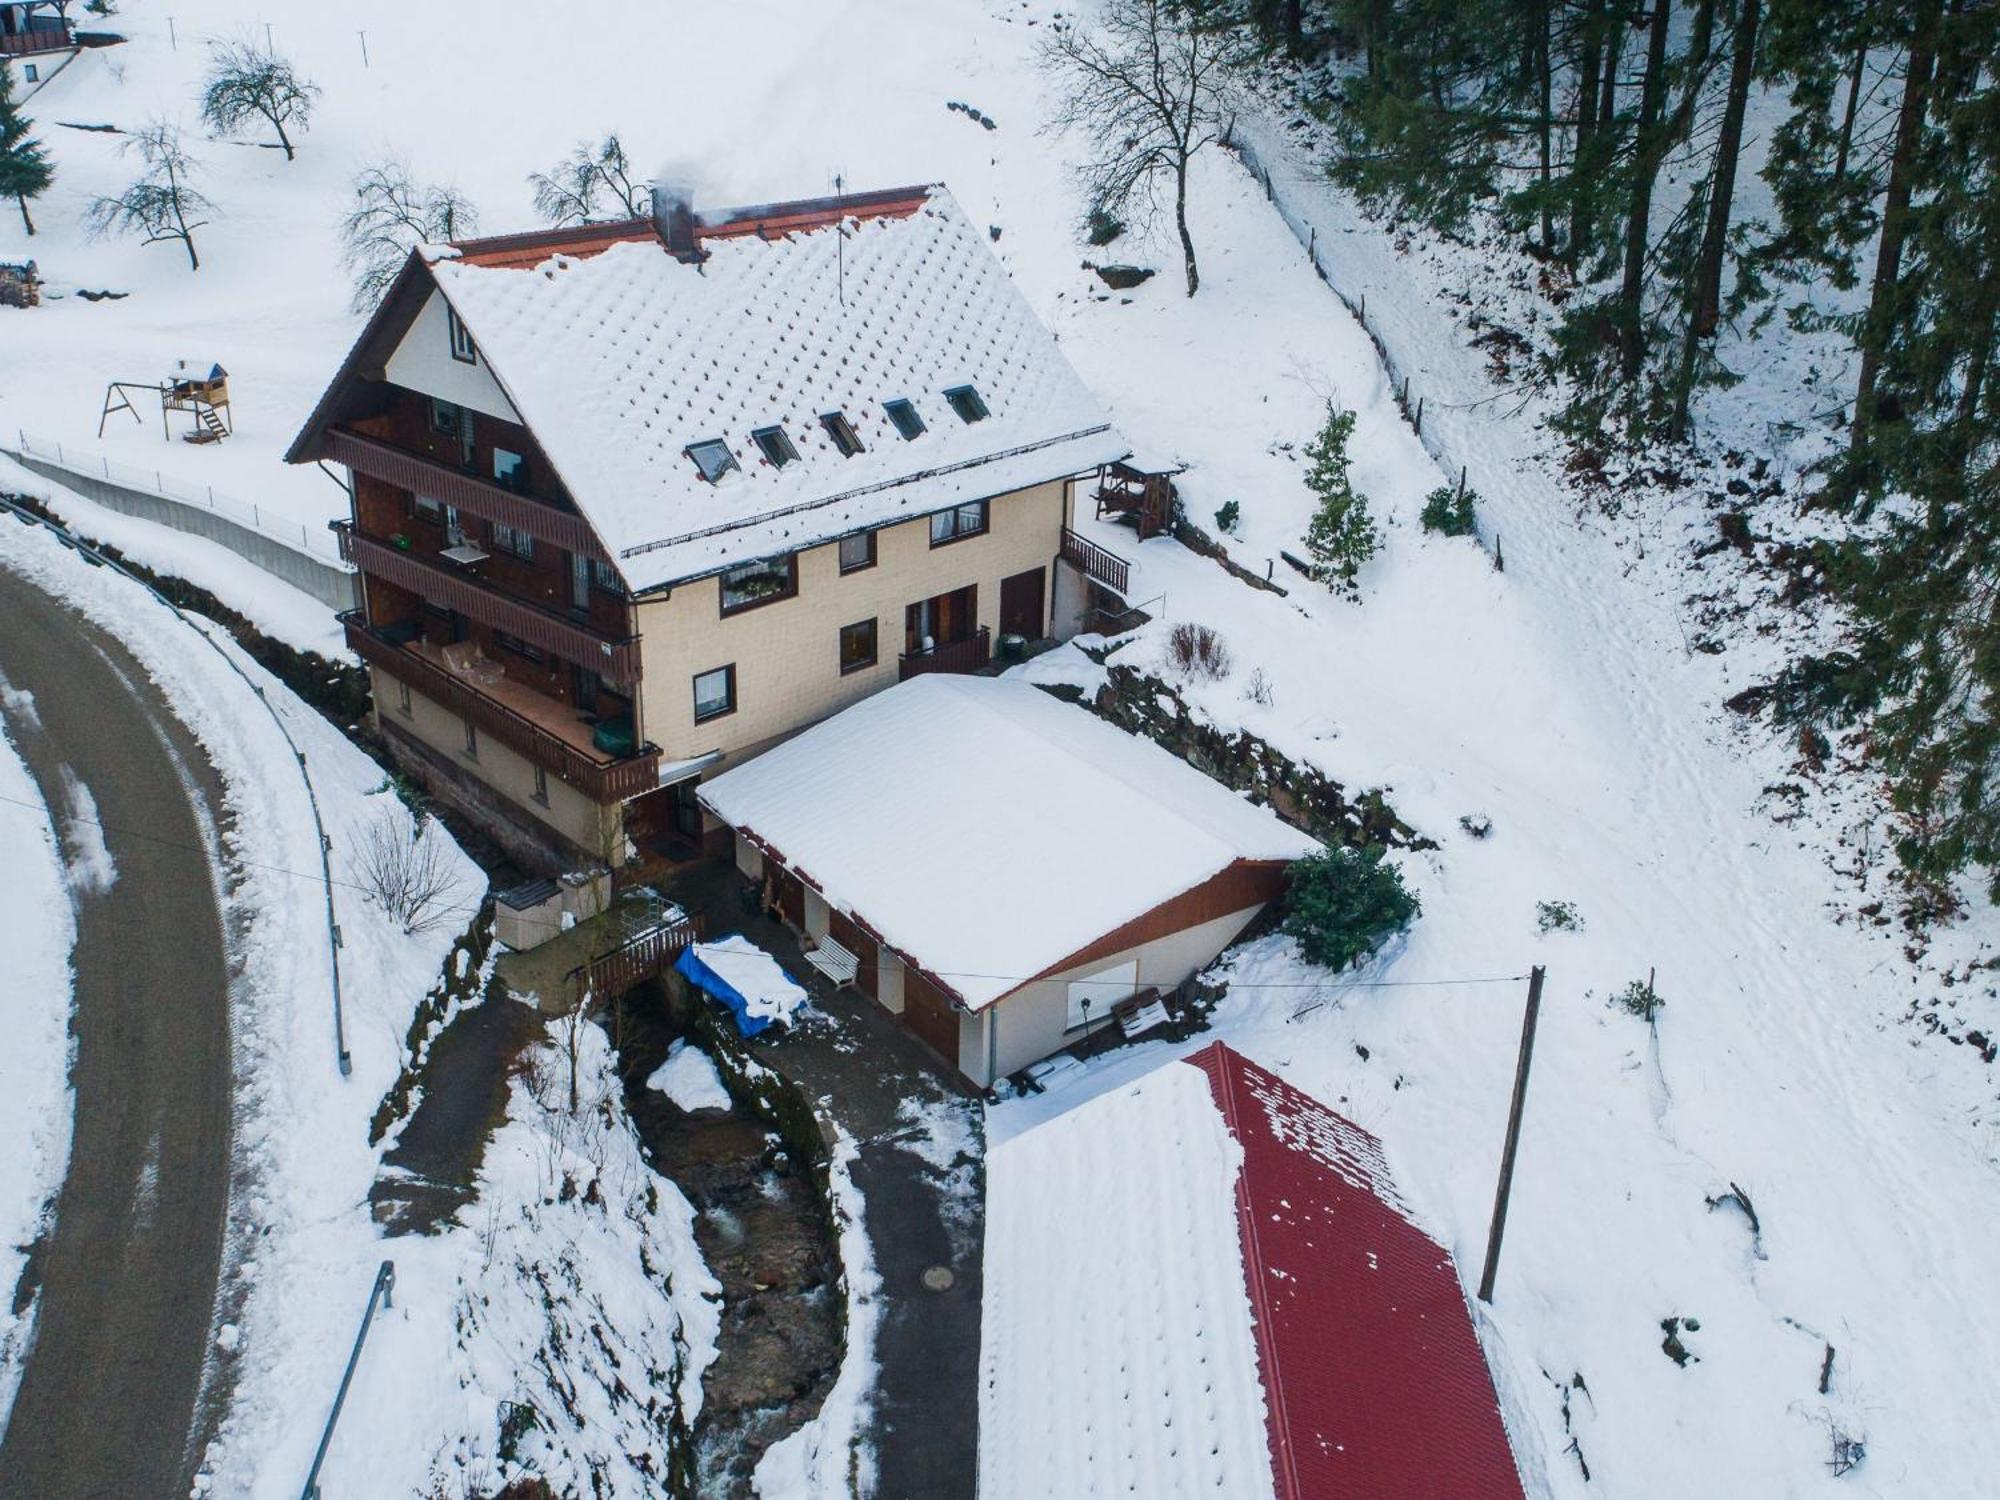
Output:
884,399,927,441
752,426,801,468
821,411,865,457
687,438,740,483
943,385,989,423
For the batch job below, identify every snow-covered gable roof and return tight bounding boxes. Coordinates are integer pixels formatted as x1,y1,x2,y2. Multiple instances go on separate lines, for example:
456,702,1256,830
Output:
696,676,1317,1010
980,1043,1528,1500
425,186,1127,592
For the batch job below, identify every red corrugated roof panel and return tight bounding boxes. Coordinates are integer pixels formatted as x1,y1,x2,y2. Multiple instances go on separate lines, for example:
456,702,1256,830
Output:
1185,1041,1528,1500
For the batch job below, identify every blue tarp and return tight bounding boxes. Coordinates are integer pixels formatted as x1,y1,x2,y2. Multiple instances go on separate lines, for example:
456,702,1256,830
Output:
674,939,788,1037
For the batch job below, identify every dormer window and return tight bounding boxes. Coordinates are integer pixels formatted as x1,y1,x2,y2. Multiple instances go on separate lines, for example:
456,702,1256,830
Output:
446,304,477,364
821,411,864,457
943,385,989,423
687,438,740,483
752,426,800,468
884,399,926,440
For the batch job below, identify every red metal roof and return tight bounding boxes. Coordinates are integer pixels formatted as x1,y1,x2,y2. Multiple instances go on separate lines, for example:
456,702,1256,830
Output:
1185,1041,1528,1500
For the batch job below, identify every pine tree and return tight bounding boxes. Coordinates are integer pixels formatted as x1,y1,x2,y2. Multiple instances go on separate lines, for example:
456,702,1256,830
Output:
0,63,53,236
1301,403,1378,588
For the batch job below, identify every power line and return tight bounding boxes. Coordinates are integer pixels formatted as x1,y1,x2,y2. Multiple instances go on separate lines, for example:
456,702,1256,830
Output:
0,788,1525,995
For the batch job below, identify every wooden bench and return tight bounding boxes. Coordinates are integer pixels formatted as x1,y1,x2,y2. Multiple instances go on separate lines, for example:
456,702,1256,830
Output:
804,934,860,989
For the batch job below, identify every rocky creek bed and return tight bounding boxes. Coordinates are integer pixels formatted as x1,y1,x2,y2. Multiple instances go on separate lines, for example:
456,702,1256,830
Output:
609,993,842,1498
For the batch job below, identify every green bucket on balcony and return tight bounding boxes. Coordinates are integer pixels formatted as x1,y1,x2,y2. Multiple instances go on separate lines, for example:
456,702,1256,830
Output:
593,714,636,757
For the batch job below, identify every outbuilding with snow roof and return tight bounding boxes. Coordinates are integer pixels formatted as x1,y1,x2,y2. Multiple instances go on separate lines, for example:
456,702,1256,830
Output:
980,1042,1531,1500
697,675,1319,1084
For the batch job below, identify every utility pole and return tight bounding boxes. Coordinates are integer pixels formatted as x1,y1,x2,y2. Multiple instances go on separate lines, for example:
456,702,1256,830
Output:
1478,965,1545,1304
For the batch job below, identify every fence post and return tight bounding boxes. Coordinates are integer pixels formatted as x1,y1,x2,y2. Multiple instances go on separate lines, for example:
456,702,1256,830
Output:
1415,396,1424,435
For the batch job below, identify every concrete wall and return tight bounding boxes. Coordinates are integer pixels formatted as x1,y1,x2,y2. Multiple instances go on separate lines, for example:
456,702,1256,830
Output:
634,478,1069,765
373,664,617,870
960,902,1271,1086
383,289,525,426
6,452,359,612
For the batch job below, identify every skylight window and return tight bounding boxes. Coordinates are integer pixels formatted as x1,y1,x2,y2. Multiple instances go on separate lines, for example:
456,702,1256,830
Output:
884,399,927,441
821,411,865,457
687,439,739,483
752,426,801,468
943,385,989,423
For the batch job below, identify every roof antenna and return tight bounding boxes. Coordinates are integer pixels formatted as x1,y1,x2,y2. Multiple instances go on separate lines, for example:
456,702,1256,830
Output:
833,169,847,309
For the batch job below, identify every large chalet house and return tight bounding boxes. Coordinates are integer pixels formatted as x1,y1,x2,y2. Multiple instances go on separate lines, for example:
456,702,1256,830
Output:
288,184,1134,873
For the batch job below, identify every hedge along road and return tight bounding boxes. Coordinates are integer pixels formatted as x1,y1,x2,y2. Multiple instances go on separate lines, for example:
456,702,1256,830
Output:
0,561,234,1500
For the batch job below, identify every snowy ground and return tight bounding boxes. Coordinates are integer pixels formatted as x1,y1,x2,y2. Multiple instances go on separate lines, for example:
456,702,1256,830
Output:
0,674,76,1436
4,1,1996,1495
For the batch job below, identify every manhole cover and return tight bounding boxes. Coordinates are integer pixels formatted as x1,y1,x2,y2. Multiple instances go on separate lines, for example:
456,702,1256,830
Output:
921,1265,956,1293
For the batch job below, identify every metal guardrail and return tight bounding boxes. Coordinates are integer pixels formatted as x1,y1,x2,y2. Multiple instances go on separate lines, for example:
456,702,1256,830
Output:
300,1260,397,1499
0,493,354,1074
13,430,347,563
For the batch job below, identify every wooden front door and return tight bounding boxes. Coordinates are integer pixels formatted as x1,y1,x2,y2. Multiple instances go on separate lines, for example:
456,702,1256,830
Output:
999,566,1046,640
903,971,962,1067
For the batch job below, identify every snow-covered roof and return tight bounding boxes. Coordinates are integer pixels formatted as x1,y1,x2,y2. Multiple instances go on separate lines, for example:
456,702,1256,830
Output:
980,1043,1527,1500
424,186,1127,592
696,676,1317,1009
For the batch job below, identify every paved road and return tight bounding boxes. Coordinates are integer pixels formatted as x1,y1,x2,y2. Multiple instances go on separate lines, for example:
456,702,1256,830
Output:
0,565,233,1500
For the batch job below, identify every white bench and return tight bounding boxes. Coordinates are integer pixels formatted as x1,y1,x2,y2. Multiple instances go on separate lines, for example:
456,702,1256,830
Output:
804,934,860,988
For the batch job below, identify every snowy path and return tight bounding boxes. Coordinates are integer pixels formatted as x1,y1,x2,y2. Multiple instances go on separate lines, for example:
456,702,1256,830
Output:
0,564,234,1500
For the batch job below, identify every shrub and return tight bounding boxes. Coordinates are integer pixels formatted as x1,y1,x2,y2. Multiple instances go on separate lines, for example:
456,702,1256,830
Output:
1609,977,1664,1023
1167,622,1232,681
1535,898,1583,933
1085,205,1124,245
1243,666,1273,707
1421,483,1477,536
1283,846,1420,971
1214,498,1241,534
1301,403,1378,589
1458,812,1493,839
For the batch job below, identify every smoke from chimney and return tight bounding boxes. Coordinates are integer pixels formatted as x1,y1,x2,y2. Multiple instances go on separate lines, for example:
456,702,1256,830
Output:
651,159,713,262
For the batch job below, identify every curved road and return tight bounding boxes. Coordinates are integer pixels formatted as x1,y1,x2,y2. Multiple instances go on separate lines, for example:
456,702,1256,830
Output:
0,564,233,1500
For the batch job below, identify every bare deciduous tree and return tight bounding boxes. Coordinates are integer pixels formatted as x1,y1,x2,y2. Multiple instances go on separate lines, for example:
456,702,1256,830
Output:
339,157,477,311
86,120,213,271
528,133,649,227
199,39,320,162
352,807,463,934
1038,0,1239,297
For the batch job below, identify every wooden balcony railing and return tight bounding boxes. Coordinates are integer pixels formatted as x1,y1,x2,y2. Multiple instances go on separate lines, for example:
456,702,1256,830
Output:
1060,526,1131,596
336,522,642,680
342,611,662,802
899,626,990,682
327,427,612,560
567,913,703,1007
1,23,73,57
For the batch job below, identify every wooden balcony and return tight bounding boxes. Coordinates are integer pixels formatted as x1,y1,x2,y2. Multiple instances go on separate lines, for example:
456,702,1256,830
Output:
899,626,990,681
327,426,612,560
1060,526,1131,596
1,21,73,57
336,522,642,679
343,612,662,802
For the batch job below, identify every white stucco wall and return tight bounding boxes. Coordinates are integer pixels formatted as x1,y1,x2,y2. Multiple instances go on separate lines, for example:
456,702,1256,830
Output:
385,288,525,425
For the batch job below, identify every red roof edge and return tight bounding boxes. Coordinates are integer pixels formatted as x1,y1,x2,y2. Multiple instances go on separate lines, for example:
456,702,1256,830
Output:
1187,1041,1308,1500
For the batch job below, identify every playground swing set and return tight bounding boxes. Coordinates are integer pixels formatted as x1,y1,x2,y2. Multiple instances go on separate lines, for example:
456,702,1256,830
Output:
99,358,233,444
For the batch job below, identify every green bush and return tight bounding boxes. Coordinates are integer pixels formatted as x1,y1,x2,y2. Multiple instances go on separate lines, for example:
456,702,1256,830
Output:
1214,498,1241,534
1421,483,1477,536
1086,206,1124,246
1282,846,1420,970
1301,403,1378,588
1535,899,1583,933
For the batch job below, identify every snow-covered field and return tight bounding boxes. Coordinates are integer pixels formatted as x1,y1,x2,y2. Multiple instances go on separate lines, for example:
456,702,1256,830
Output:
0,671,76,1432
4,0,1997,1495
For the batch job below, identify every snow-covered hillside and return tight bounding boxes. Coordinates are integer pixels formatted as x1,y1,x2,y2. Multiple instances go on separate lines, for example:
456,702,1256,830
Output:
4,2,1997,1497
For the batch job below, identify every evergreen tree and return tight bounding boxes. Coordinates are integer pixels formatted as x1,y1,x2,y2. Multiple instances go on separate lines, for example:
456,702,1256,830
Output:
1282,846,1420,970
1300,403,1378,587
0,63,53,236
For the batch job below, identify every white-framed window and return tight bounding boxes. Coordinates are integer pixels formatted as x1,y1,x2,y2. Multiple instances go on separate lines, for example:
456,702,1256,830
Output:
1065,959,1137,1031
24,64,39,83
